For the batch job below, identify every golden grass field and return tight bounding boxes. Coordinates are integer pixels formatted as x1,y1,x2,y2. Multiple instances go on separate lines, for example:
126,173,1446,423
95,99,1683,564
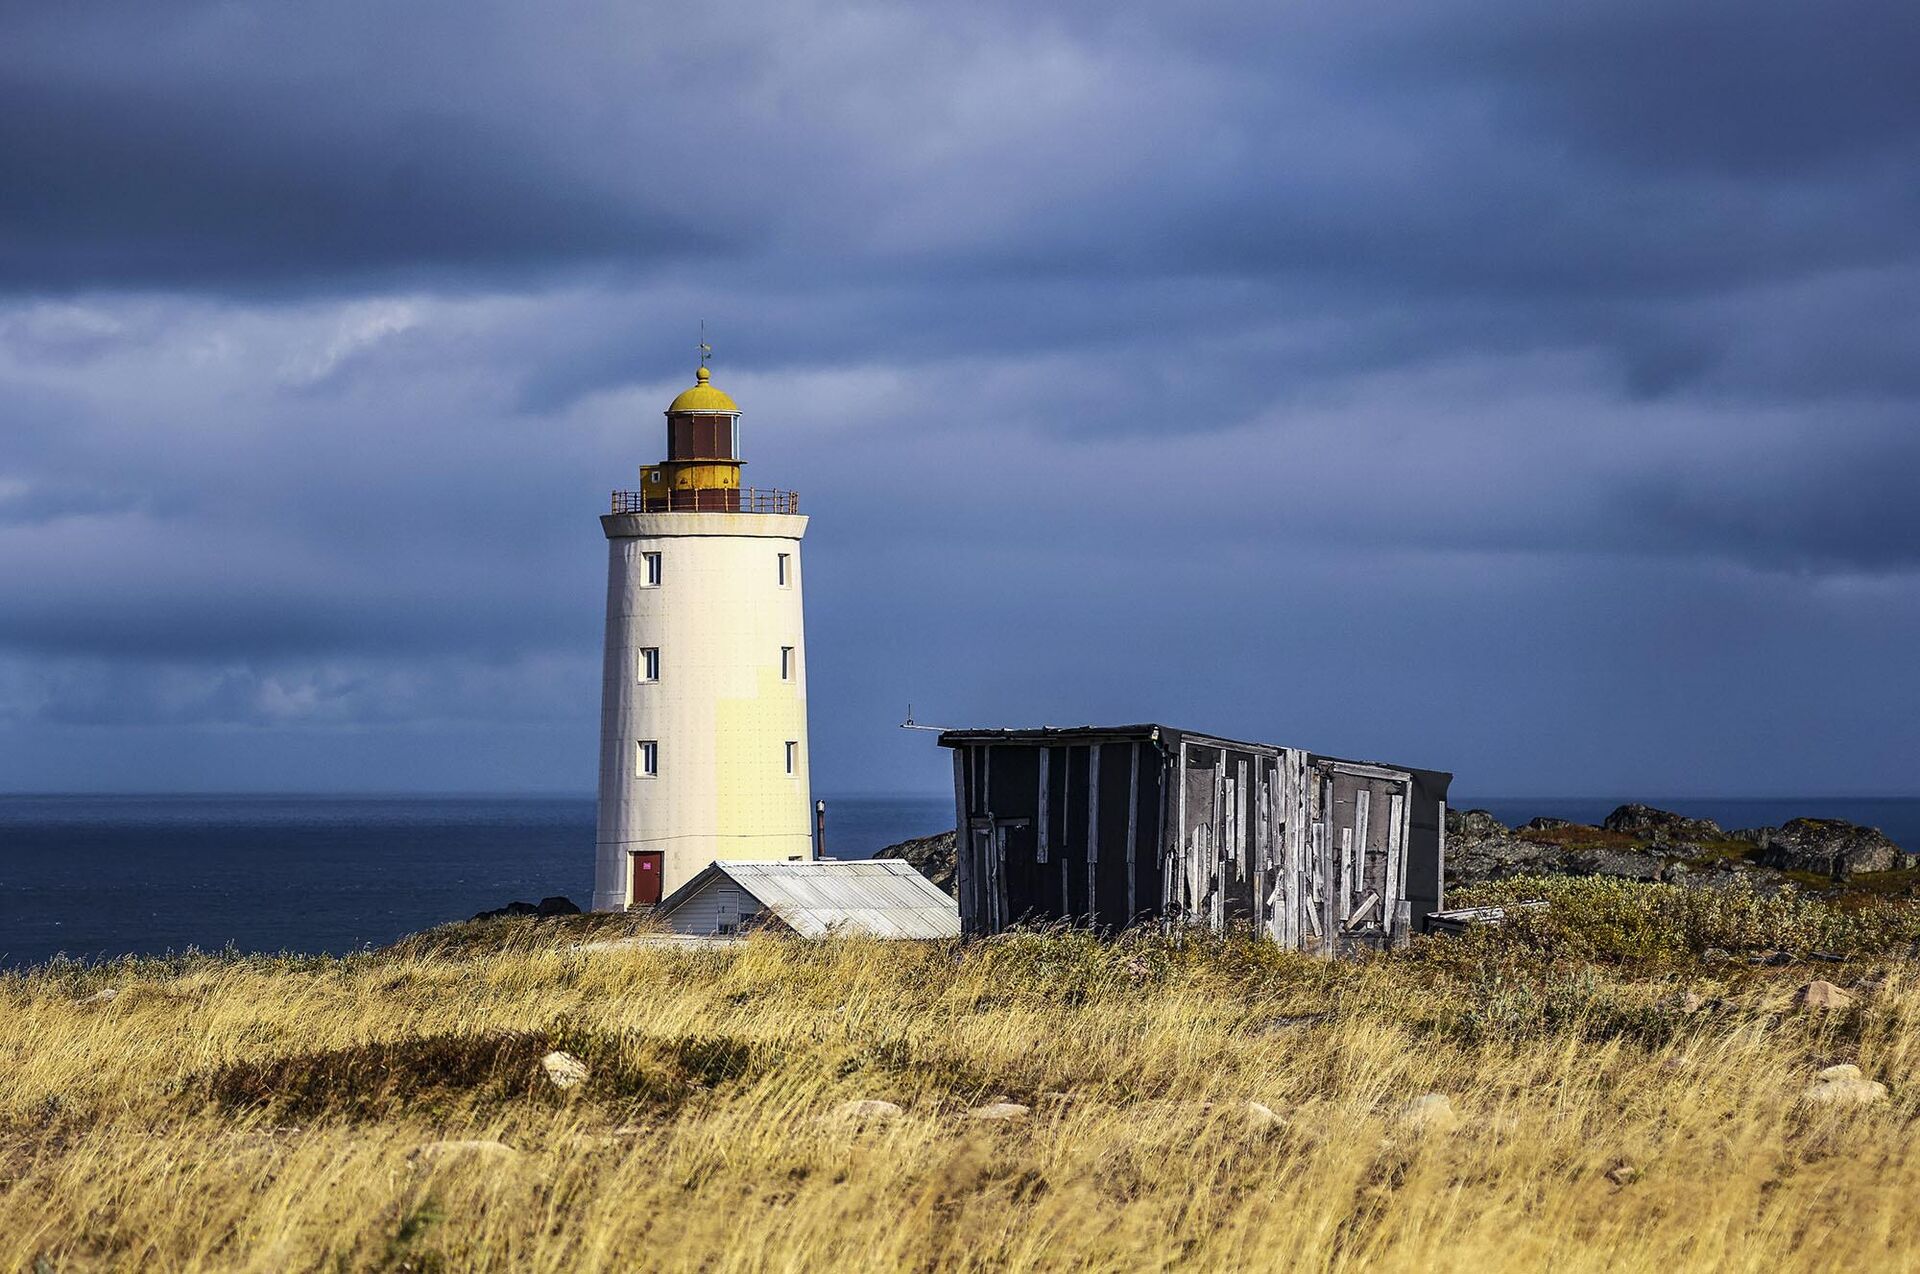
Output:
4,883,1918,1273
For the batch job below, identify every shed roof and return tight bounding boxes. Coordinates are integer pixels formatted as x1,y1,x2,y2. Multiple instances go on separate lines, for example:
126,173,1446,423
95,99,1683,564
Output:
936,723,1286,755
656,859,960,939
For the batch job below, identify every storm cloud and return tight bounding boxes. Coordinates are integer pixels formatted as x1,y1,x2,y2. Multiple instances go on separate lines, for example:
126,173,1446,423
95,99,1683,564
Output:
0,0,1915,796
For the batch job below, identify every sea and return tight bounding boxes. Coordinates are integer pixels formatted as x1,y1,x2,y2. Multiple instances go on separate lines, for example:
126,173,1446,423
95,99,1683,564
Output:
0,793,1915,969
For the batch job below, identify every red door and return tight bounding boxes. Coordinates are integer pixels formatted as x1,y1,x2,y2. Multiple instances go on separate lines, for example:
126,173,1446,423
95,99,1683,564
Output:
630,851,664,906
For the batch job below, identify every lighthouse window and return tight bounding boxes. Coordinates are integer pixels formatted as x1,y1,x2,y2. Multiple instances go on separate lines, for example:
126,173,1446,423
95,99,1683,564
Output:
776,553,790,587
642,552,662,587
638,647,660,682
636,740,658,778
780,646,794,680
785,741,798,775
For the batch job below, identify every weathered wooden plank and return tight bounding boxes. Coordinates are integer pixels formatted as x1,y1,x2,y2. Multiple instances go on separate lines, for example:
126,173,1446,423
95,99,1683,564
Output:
1305,816,1326,943
980,745,996,931
1384,791,1406,942
1343,889,1381,931
1281,750,1303,950
1174,738,1187,921
1211,750,1227,932
1087,743,1102,917
1255,760,1273,942
994,824,1009,933
1125,742,1139,923
1061,746,1073,916
1320,788,1337,956
1320,760,1408,782
951,749,971,932
1236,755,1251,924
1037,748,1051,865
1339,826,1354,917
1354,788,1372,906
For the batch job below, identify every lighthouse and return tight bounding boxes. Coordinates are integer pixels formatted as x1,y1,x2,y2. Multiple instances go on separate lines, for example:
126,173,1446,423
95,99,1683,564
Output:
592,360,813,910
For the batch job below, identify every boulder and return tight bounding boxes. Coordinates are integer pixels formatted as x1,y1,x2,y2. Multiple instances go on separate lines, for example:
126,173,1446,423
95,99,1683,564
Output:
1444,810,1552,882
1803,1064,1886,1106
1737,819,1912,879
880,831,958,895
1450,808,1512,843
77,988,119,1005
1601,804,1725,845
541,1050,589,1090
1395,1093,1459,1134
537,896,582,917
1795,980,1856,1010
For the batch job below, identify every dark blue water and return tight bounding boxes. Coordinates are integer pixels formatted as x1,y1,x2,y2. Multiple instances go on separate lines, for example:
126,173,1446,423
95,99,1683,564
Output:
0,793,950,969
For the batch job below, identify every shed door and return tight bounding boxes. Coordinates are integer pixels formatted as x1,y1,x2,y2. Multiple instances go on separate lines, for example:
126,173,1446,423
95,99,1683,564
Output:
629,851,664,906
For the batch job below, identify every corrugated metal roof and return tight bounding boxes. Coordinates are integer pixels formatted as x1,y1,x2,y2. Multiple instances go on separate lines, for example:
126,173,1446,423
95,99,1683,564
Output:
661,859,960,939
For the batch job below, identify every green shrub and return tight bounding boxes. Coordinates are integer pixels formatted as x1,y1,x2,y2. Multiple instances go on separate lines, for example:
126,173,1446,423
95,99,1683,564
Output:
1450,875,1920,964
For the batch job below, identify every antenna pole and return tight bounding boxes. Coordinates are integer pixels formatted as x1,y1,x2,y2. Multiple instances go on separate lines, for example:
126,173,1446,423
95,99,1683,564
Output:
900,702,952,732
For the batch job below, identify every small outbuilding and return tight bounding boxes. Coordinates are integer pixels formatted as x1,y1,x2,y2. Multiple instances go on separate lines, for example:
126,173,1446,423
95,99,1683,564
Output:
652,859,961,939
937,724,1450,954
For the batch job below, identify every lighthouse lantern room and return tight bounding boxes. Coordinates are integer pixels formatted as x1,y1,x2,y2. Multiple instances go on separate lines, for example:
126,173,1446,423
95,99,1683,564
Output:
593,360,813,910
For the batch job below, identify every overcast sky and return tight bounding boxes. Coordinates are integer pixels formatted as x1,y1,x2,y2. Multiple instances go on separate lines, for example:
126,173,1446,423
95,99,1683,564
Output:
2,0,1916,798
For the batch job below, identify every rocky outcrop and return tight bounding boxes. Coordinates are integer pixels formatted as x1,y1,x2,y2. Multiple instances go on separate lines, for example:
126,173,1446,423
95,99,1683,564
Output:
1735,819,1912,878
1445,809,1672,883
884,830,958,895
1601,804,1726,846
1445,804,1912,888
472,896,583,921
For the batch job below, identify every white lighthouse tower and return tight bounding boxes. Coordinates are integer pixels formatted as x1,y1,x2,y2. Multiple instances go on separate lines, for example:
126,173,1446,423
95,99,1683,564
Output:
592,359,813,910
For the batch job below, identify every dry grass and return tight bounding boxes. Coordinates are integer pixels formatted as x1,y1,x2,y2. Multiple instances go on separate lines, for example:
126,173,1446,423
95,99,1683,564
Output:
4,917,1919,1272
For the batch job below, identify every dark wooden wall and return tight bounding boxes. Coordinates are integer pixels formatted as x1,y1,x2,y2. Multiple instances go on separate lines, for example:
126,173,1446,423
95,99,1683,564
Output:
952,740,1165,934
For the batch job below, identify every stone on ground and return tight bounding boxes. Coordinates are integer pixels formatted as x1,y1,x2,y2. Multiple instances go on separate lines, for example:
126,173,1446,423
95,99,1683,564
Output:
833,1099,904,1124
967,1102,1030,1122
1244,1101,1286,1133
1803,1064,1886,1105
77,988,119,1005
541,1050,590,1089
1795,980,1856,1010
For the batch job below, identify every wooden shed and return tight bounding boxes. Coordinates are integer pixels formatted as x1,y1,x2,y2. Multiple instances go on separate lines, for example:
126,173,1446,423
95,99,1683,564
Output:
937,725,1450,954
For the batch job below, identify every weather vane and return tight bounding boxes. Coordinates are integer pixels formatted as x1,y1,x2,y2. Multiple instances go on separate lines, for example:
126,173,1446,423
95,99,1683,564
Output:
699,319,711,370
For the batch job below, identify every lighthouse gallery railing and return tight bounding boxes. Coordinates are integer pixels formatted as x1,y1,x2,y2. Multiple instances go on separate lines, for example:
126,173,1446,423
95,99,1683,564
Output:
610,487,800,515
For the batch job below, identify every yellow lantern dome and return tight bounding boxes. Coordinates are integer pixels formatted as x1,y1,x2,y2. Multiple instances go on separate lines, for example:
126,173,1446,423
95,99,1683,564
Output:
666,365,739,414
